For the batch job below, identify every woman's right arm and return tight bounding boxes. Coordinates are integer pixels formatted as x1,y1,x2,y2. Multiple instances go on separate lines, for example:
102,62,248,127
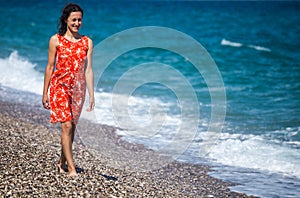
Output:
42,35,57,110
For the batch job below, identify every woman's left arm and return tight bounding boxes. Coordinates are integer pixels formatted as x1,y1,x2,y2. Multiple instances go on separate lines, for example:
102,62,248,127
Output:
85,37,95,112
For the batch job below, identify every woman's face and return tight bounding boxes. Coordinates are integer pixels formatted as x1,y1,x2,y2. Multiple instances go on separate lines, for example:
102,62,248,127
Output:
66,11,82,33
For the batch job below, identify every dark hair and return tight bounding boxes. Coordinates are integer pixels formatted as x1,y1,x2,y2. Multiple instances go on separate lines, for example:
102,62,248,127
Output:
58,3,83,35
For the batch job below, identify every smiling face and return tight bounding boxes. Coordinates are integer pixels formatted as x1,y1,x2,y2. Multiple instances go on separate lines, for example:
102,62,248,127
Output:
66,11,82,34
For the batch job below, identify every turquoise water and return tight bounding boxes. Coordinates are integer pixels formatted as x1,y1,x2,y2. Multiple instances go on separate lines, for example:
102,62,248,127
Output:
1,1,300,197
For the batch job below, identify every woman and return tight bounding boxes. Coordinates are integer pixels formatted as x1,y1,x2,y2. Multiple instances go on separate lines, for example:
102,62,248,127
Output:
42,3,94,177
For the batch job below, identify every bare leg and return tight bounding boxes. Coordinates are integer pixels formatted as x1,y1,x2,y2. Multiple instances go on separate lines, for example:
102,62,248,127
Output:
71,123,76,145
57,150,67,173
68,123,76,171
61,121,77,177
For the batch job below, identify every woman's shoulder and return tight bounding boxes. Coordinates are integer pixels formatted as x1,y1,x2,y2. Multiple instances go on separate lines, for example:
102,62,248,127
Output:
50,34,60,40
82,35,93,49
48,34,59,47
82,35,92,42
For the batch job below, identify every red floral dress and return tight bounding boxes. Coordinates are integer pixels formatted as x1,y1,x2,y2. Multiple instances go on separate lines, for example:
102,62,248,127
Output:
49,34,89,124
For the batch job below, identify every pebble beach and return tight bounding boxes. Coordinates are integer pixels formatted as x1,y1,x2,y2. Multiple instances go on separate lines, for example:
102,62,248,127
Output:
1,1,299,197
0,99,258,198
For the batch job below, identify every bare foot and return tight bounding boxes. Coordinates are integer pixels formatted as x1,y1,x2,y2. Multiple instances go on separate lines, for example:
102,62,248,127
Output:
67,171,78,177
57,164,67,173
57,156,67,173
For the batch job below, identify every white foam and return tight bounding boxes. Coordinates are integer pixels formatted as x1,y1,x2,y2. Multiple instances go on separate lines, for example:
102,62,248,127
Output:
221,38,271,52
81,89,203,156
221,38,243,47
248,45,271,52
201,132,300,178
0,51,43,95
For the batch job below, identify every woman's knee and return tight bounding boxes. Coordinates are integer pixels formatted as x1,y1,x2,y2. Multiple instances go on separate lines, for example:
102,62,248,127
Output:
62,121,73,132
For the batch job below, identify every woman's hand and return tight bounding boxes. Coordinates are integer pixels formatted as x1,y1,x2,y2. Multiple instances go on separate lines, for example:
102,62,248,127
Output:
86,96,95,112
42,94,50,110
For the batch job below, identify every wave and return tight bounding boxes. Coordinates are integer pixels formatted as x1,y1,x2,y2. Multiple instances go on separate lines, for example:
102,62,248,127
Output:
0,51,43,95
248,44,271,52
221,38,243,47
198,132,300,178
221,38,271,52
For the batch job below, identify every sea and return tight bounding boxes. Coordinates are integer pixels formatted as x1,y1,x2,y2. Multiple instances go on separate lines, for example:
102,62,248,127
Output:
0,0,299,197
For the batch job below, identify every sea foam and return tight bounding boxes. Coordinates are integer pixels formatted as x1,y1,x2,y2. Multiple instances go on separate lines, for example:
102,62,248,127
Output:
0,51,43,95
201,132,300,178
221,38,271,52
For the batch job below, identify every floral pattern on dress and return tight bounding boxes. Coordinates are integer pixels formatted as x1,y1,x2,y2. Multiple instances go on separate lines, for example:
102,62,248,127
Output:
49,34,89,124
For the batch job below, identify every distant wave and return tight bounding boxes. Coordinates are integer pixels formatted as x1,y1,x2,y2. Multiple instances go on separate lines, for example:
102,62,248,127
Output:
221,38,243,47
248,44,271,52
221,38,271,52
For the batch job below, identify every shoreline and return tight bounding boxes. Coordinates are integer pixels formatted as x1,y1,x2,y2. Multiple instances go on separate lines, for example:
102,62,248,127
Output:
0,99,258,197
